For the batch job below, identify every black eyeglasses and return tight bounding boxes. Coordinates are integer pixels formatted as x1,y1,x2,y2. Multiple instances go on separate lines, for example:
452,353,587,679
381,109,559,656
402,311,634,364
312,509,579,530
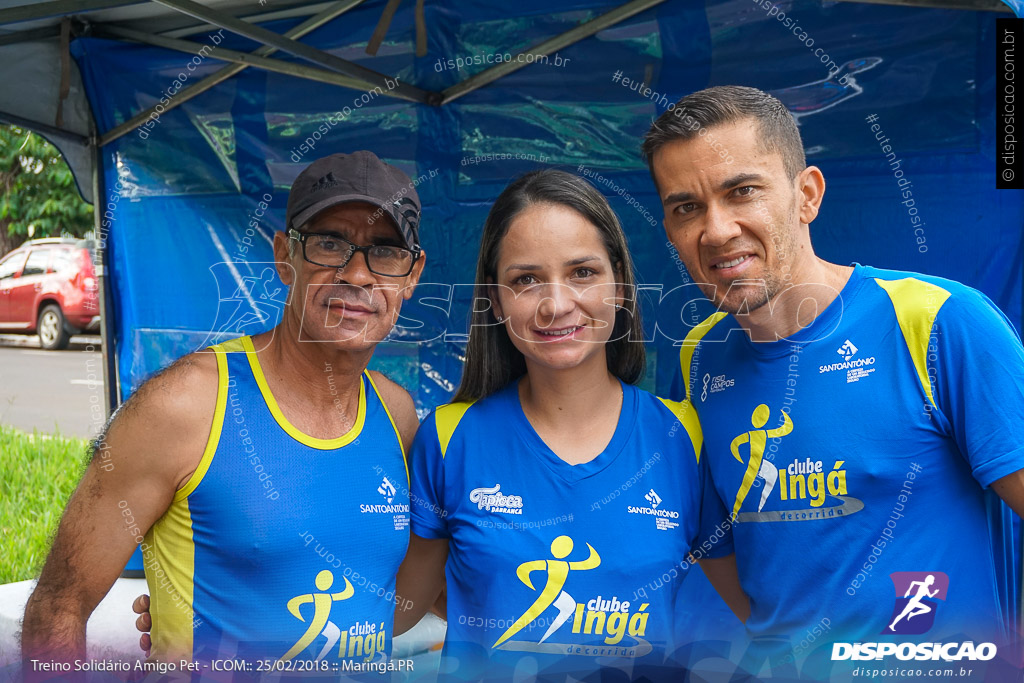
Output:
287,228,420,277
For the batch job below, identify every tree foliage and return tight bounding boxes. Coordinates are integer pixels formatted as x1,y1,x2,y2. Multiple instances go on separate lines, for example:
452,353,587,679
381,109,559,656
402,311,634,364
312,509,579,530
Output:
0,124,92,255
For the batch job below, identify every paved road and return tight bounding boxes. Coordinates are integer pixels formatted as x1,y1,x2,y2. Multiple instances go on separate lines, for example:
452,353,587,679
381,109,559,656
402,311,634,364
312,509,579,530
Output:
0,335,106,438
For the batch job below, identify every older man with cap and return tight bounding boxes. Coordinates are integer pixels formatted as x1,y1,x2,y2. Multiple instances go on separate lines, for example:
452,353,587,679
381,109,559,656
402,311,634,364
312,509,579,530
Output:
21,151,428,669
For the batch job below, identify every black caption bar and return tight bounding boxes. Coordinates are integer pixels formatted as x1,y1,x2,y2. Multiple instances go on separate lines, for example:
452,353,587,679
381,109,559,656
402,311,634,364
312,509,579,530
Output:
998,18,1024,190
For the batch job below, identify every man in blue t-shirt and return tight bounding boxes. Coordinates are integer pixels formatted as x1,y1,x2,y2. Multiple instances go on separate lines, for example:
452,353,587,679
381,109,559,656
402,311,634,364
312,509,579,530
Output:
643,85,1024,680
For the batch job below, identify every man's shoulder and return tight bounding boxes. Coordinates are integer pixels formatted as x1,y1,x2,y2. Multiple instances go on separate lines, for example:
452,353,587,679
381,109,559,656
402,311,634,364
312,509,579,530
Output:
367,370,419,446
118,348,221,428
367,371,416,415
99,348,222,488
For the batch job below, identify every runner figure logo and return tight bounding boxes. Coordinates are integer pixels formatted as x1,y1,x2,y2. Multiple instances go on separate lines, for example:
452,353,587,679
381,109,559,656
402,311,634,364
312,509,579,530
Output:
493,535,600,649
883,571,949,635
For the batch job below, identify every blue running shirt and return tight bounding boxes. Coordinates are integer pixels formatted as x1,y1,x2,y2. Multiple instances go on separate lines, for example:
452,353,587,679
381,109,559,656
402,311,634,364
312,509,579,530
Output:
410,379,730,681
143,336,410,668
677,264,1024,676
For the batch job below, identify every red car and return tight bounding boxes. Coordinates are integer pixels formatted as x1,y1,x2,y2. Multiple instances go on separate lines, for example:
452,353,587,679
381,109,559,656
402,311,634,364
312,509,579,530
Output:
0,238,100,350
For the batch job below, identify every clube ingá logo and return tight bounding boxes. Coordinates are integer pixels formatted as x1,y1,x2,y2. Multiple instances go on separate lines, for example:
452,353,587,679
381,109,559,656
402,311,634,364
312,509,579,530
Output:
883,571,948,635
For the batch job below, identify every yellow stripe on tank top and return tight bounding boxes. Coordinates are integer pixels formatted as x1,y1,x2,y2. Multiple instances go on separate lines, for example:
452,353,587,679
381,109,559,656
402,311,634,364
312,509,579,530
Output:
364,371,411,486
145,342,230,660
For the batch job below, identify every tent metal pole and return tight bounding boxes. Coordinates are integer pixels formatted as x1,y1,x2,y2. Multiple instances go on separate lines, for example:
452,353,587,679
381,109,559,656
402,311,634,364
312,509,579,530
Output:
150,0,437,104
0,110,89,145
93,25,374,92
835,0,1009,10
161,1,340,39
440,0,668,105
0,0,142,26
90,138,119,417
98,0,366,146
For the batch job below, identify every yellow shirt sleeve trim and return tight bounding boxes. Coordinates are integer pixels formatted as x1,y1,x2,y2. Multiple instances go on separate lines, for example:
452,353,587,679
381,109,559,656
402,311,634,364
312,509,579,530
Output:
874,277,951,409
144,498,195,660
365,371,411,487
174,343,229,502
240,335,365,449
679,312,729,402
657,397,703,463
434,401,476,459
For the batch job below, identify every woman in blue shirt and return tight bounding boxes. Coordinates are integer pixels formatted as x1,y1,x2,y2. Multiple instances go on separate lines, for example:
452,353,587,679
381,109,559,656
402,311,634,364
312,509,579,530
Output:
396,169,745,681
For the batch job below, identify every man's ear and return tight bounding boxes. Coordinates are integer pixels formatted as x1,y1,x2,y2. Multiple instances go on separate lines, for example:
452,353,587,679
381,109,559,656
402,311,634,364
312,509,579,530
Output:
273,231,295,286
797,166,825,226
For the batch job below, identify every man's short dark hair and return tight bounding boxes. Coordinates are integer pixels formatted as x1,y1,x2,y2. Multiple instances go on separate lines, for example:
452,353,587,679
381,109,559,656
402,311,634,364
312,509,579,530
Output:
641,85,806,181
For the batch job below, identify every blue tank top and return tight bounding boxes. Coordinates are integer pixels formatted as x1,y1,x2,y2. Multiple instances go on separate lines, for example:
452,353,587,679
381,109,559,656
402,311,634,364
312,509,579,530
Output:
143,335,410,667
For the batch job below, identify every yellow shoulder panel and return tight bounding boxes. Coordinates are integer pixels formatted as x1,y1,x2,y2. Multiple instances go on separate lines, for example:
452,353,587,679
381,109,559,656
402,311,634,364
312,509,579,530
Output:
874,277,951,408
679,312,729,402
657,397,703,463
434,401,476,459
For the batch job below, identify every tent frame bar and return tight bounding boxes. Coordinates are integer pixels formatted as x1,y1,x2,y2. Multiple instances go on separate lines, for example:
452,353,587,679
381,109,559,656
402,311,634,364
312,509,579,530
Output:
0,0,141,26
0,109,88,144
98,0,365,146
160,2,340,39
90,138,119,417
149,0,437,104
835,0,1009,10
92,24,375,92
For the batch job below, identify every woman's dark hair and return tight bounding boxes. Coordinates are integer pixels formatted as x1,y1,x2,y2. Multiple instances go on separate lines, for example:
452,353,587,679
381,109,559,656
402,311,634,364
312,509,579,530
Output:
452,169,646,403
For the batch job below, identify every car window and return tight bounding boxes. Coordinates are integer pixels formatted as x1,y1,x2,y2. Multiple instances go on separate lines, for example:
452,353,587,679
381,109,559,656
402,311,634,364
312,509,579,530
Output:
22,249,51,276
0,252,28,280
51,249,75,273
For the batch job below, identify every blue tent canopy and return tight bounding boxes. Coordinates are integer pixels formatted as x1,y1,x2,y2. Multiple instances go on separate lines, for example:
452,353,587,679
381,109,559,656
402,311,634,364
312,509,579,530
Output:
61,0,1024,410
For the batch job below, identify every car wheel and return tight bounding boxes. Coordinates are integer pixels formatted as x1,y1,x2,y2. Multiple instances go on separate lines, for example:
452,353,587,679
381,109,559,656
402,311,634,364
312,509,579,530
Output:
38,304,71,350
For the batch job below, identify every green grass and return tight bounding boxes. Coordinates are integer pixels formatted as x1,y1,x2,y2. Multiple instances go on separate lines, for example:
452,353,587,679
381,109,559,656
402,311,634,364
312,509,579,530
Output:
0,425,90,584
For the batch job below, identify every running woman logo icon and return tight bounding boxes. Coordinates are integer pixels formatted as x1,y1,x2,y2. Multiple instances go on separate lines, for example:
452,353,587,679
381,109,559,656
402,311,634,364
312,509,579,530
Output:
281,569,355,661
729,404,793,519
492,536,600,649
883,571,949,635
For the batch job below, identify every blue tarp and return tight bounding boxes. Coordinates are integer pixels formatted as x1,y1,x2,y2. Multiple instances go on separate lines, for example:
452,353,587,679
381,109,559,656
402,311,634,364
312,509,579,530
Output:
68,0,1021,667
70,0,1024,408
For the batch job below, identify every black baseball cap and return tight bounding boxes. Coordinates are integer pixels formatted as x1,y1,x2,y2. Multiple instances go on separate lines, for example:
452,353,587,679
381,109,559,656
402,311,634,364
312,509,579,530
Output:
286,151,421,249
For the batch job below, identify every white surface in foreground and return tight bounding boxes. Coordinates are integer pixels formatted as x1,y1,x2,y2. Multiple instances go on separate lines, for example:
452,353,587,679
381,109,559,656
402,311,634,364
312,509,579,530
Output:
0,578,444,680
